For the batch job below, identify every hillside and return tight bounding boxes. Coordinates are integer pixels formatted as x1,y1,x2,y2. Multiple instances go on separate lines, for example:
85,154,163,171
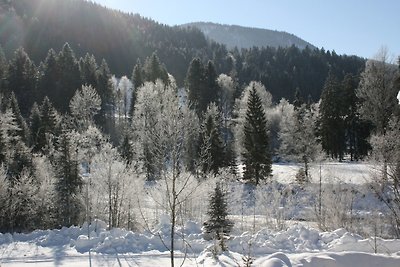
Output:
182,22,315,50
0,0,365,102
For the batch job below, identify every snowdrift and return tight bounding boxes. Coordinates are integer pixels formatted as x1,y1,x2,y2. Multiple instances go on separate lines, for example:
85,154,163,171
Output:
1,219,400,266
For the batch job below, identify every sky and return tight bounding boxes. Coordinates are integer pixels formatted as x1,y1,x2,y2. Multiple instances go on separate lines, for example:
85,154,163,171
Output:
92,0,400,59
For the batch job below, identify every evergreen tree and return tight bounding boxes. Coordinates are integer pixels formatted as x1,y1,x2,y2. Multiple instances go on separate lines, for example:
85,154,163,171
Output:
54,131,83,227
36,97,60,153
8,93,30,145
0,45,7,95
129,59,144,118
79,53,98,88
203,182,233,251
95,59,115,132
29,102,41,151
199,103,224,175
186,58,205,116
7,47,38,116
144,52,169,84
203,61,220,110
55,43,82,113
319,73,346,160
242,86,272,185
119,131,134,166
38,48,59,103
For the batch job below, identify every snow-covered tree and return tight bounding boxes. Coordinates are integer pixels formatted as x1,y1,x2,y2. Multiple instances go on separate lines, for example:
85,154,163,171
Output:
279,103,322,180
356,48,398,135
116,76,132,120
69,85,101,130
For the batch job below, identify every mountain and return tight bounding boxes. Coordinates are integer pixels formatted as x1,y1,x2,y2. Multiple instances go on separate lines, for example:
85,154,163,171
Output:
182,22,315,50
0,0,365,103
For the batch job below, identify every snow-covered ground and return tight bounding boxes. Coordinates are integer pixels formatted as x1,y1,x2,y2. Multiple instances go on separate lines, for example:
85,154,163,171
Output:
1,218,400,266
1,162,399,266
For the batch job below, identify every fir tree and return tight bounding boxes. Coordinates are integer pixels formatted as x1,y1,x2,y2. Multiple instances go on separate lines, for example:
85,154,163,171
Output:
54,131,83,227
7,47,37,116
203,182,233,251
242,86,272,185
95,59,115,132
38,48,59,103
199,103,224,175
319,73,346,160
186,58,205,116
79,53,98,88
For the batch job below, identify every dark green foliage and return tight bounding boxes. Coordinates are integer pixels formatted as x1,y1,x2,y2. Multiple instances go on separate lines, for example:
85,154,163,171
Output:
7,47,37,116
319,73,371,160
53,131,83,227
95,59,115,133
0,45,7,94
203,182,233,248
199,109,225,175
119,132,134,165
186,59,220,116
54,43,82,113
29,102,41,150
35,97,60,153
79,53,98,87
186,58,205,115
129,59,144,117
319,73,346,160
143,52,169,84
8,93,30,145
242,86,272,185
38,48,59,103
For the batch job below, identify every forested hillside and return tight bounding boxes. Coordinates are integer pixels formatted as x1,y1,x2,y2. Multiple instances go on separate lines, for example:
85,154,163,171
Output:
0,0,365,101
182,22,315,50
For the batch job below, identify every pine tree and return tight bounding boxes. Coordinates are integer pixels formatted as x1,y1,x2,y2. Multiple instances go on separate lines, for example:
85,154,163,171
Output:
0,45,7,95
54,131,83,227
319,73,346,160
144,52,169,84
37,97,60,153
199,103,224,175
7,47,38,116
129,59,144,118
242,86,272,185
38,48,59,103
203,182,233,251
186,58,205,116
79,53,98,88
8,93,30,145
29,102,41,152
95,59,115,132
55,43,82,113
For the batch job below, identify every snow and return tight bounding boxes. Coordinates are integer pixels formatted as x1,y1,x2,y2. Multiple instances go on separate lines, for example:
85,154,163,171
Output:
1,162,398,266
1,219,400,266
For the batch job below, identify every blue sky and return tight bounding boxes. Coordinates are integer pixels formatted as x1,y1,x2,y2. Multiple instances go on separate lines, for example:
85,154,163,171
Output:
93,0,400,59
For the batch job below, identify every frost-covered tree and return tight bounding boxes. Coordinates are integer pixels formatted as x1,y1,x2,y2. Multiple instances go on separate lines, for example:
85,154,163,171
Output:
356,48,398,135
279,103,322,180
91,144,133,229
242,85,272,185
116,76,132,120
133,79,200,267
203,182,233,251
69,85,101,130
